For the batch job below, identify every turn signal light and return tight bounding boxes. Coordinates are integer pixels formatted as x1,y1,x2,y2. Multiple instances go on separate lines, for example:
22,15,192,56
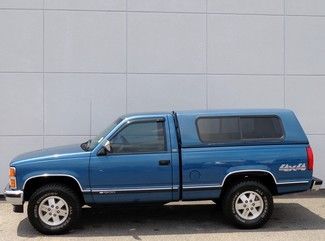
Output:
9,178,17,189
9,167,17,189
9,167,16,177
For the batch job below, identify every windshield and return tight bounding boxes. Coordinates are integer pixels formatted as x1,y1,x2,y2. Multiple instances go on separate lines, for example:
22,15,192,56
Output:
80,118,123,151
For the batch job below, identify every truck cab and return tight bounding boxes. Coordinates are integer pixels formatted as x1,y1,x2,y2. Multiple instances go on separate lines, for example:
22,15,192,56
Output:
4,109,323,234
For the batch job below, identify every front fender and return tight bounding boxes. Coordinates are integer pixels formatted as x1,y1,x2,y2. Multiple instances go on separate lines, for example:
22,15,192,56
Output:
14,157,90,191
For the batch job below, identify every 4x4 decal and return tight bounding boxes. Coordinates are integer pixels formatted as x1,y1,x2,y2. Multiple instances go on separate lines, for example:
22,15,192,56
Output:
279,163,306,172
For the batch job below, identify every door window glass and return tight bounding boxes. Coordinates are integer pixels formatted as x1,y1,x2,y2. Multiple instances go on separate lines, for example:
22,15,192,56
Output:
110,121,166,153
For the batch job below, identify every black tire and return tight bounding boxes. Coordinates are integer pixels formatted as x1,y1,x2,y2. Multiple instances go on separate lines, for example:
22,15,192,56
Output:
27,183,81,235
221,180,273,229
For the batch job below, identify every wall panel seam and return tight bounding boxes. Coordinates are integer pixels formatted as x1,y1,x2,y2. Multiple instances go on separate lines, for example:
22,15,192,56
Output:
205,0,208,109
283,0,286,108
42,0,45,148
126,0,128,114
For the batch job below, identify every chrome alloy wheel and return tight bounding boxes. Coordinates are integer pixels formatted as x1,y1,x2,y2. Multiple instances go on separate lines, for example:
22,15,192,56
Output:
235,191,264,220
38,196,69,226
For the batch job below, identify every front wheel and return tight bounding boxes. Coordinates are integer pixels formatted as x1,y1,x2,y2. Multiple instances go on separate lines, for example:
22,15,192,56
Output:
27,184,81,234
222,180,273,229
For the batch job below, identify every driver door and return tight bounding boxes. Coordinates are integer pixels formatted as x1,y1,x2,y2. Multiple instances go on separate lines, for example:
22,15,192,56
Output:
89,118,173,203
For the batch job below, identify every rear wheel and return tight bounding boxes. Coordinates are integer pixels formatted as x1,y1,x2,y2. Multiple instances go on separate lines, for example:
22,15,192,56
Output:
27,184,81,234
222,180,273,229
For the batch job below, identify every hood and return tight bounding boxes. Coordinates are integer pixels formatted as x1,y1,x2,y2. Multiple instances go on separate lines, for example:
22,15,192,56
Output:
10,144,90,166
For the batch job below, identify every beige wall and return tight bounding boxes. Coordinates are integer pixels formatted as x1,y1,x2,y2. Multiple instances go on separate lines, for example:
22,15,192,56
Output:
0,0,324,190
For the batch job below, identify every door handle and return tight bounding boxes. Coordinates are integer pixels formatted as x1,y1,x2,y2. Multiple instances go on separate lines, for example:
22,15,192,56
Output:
159,160,170,166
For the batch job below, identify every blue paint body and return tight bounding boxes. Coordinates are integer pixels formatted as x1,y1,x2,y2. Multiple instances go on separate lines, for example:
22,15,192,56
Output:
9,109,314,204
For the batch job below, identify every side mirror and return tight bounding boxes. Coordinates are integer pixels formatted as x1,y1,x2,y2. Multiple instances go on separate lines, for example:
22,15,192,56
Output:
103,140,111,152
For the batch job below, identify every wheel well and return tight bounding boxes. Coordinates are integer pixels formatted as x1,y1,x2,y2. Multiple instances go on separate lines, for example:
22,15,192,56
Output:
23,176,85,204
220,172,278,197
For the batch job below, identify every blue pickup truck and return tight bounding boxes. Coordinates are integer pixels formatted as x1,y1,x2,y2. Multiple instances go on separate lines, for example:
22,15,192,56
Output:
4,109,322,234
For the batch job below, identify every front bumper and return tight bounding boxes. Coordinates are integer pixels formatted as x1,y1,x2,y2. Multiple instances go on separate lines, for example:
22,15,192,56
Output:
3,185,23,206
311,177,323,191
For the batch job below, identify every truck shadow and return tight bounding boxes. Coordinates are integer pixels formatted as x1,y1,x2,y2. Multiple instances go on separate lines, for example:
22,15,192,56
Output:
17,202,325,238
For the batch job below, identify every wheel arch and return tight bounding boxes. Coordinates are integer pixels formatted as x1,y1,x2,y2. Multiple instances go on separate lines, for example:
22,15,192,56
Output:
220,170,278,196
23,174,85,204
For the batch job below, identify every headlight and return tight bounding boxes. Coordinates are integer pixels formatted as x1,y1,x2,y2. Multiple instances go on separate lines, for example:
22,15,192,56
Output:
9,167,17,189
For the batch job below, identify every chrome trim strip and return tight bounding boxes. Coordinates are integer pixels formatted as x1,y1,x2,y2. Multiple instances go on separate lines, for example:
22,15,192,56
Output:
23,174,85,192
22,171,309,196
23,174,178,194
183,184,221,190
221,169,276,186
90,186,173,193
183,170,309,191
221,169,309,186
277,180,309,185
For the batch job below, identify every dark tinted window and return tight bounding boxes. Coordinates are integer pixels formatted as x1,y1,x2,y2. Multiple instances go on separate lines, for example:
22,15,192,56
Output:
110,121,166,153
196,117,240,143
241,117,283,139
197,116,284,144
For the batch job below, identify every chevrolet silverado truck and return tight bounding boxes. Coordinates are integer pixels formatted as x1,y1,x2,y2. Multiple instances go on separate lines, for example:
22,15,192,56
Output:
4,109,323,234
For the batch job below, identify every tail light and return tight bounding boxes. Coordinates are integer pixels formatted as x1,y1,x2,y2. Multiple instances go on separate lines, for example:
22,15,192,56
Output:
306,146,314,171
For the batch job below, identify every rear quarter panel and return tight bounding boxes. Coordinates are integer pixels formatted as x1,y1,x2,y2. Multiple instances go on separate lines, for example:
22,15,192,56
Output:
181,144,312,199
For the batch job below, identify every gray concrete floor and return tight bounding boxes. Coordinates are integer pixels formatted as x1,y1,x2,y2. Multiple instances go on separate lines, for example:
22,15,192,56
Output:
0,193,324,241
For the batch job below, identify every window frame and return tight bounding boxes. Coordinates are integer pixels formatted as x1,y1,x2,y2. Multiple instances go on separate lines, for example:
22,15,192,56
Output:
195,115,285,146
107,118,169,155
